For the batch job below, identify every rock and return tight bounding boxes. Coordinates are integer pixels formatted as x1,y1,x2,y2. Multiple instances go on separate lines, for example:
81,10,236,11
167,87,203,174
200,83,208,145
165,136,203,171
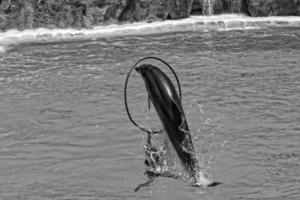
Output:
0,0,34,30
0,0,299,30
190,0,202,15
246,0,300,16
190,0,249,15
118,0,193,21
190,0,300,16
0,0,193,31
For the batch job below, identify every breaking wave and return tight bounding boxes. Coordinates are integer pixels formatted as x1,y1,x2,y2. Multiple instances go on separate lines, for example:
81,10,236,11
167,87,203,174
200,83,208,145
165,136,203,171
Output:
1,14,300,53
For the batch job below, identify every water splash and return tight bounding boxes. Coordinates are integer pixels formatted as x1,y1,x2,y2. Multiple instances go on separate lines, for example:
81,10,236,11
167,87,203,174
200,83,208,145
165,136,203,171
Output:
0,46,6,54
140,99,227,186
202,0,215,15
185,99,227,185
140,107,168,173
1,14,300,54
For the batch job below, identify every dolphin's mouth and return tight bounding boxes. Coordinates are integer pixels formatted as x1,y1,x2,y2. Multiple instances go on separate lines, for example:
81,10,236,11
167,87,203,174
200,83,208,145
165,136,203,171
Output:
135,66,141,73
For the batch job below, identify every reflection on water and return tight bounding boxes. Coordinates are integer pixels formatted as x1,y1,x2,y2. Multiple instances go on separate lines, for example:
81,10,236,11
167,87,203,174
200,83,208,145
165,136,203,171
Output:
0,27,299,199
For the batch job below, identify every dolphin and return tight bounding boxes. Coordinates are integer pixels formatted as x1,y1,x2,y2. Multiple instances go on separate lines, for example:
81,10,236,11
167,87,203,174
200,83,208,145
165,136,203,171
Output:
135,64,198,178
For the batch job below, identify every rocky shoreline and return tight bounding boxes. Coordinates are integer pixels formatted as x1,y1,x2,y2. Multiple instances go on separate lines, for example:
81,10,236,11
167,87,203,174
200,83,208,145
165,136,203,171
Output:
0,0,299,31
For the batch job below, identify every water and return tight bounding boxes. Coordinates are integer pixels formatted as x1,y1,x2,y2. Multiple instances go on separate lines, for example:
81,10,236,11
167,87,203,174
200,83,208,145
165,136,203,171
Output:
202,0,215,15
1,14,300,53
0,16,300,199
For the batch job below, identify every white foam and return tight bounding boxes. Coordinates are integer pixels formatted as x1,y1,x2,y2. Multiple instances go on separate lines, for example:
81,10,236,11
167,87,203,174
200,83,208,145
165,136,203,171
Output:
0,14,300,52
0,46,6,54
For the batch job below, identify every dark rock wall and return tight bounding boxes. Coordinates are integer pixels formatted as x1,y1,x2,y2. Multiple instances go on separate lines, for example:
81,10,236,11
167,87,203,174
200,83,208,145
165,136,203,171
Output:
190,0,299,16
0,0,129,30
0,0,193,30
118,0,193,22
191,0,249,15
0,0,299,30
246,0,300,16
214,0,249,15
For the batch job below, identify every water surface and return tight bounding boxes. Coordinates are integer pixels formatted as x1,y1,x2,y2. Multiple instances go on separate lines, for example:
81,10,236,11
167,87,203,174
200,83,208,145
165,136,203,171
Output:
0,26,299,199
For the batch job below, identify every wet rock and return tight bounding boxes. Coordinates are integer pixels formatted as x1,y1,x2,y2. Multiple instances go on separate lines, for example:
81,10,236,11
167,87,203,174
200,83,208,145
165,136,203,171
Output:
246,0,300,16
191,0,249,15
0,0,126,30
0,0,35,30
0,0,299,30
190,0,300,16
118,0,193,21
0,0,193,31
190,0,202,15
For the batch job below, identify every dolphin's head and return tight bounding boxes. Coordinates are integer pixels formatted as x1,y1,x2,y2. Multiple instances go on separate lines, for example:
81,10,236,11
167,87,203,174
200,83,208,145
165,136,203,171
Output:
135,64,183,121
135,64,175,102
135,64,156,77
135,64,155,99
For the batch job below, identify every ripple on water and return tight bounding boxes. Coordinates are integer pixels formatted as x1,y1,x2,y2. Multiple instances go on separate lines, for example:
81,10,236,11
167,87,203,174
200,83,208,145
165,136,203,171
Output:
38,108,80,124
0,26,299,199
